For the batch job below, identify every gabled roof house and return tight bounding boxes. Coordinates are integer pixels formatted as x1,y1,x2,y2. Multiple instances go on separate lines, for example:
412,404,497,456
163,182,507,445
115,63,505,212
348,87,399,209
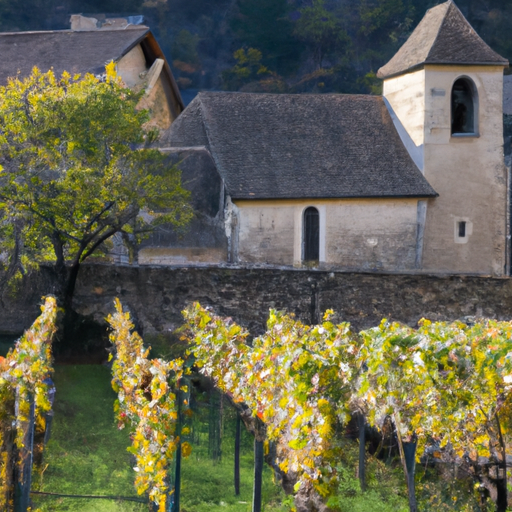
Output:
0,16,184,130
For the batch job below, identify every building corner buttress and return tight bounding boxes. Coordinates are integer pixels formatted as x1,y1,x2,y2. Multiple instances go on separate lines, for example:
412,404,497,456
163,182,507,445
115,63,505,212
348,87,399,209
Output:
225,196,239,264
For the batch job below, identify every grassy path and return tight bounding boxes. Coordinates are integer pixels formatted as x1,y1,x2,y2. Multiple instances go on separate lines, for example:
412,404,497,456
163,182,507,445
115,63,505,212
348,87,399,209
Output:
32,365,287,512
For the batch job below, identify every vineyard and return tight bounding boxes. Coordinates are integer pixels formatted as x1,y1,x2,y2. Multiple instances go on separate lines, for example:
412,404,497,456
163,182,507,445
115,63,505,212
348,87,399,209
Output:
1,296,512,511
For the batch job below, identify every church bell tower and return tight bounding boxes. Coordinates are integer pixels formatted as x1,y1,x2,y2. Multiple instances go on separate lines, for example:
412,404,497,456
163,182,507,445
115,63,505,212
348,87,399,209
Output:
378,0,509,276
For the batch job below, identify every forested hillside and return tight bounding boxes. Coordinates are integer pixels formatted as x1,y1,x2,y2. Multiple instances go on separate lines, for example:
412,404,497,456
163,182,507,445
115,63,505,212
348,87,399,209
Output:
2,0,512,97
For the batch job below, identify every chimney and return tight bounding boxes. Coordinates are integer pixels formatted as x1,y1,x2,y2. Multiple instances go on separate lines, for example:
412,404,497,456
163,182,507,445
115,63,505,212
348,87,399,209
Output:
70,14,144,31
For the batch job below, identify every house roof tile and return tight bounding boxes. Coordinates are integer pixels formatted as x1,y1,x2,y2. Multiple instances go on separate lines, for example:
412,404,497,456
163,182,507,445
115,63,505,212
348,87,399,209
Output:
162,92,437,200
0,27,149,82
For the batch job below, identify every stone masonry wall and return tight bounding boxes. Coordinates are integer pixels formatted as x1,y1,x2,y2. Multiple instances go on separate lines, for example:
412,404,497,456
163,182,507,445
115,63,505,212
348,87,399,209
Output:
3,265,512,340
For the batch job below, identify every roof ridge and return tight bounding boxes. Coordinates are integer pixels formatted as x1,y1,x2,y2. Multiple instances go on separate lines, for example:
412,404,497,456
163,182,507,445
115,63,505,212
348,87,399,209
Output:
424,1,451,63
195,91,384,101
0,26,149,36
194,94,225,179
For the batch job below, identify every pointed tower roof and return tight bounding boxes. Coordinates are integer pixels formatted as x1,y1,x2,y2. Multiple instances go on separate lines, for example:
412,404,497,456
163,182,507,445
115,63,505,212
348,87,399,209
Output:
377,0,508,79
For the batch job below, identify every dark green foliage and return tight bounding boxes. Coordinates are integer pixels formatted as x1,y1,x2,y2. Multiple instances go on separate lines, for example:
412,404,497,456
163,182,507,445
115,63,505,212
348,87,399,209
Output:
221,48,288,92
230,0,302,75
65,0,144,14
294,0,351,70
0,0,145,32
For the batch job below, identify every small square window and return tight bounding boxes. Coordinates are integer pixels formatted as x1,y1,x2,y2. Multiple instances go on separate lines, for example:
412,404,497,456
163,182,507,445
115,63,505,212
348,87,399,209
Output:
454,218,471,244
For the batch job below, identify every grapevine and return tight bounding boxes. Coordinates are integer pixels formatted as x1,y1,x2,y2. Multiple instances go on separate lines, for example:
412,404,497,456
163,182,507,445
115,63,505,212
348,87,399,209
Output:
108,298,188,512
0,295,57,511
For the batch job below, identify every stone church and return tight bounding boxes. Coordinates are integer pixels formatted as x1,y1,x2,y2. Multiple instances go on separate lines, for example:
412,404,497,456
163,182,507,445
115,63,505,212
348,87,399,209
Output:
148,0,509,277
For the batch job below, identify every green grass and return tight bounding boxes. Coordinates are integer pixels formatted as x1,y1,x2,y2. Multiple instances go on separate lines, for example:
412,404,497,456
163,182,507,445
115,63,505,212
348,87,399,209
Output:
179,431,287,512
32,365,288,512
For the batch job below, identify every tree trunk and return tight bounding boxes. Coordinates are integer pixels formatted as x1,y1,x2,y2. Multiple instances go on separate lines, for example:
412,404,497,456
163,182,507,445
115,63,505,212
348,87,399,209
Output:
253,438,263,512
234,413,241,496
63,262,81,313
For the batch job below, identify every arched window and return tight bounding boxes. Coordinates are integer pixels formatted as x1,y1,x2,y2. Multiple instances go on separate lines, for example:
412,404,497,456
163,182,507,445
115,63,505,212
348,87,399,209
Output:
303,207,319,262
451,78,477,135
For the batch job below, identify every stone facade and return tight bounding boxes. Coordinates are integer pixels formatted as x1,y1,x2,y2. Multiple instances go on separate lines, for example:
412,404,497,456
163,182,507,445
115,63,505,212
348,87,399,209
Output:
234,198,420,271
3,265,512,341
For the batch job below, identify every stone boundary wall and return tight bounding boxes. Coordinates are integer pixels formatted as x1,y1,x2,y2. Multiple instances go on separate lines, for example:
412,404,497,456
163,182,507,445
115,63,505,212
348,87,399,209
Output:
3,265,512,338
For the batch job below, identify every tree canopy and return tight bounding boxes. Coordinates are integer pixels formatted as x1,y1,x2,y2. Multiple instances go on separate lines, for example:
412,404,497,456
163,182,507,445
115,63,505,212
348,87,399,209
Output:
0,64,192,310
0,0,510,95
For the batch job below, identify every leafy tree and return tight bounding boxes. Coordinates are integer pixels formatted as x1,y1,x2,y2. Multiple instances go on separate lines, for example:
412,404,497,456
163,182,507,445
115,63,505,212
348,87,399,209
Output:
0,65,192,315
221,48,287,92
294,0,351,70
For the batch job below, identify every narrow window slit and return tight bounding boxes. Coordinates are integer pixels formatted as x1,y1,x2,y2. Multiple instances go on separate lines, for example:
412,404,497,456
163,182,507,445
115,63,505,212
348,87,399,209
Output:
458,221,466,238
303,207,319,262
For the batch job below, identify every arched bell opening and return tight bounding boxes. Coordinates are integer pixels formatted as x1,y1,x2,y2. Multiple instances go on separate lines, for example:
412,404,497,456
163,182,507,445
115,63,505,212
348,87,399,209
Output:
451,77,478,135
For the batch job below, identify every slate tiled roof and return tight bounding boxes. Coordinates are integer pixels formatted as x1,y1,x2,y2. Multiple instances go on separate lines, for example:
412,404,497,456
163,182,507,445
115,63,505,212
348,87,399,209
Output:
378,0,508,79
0,27,149,82
162,92,437,200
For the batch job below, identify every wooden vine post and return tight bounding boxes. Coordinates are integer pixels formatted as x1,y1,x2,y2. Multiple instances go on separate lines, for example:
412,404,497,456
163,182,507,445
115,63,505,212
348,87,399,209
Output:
234,413,241,496
357,412,366,492
171,380,183,512
253,438,264,512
